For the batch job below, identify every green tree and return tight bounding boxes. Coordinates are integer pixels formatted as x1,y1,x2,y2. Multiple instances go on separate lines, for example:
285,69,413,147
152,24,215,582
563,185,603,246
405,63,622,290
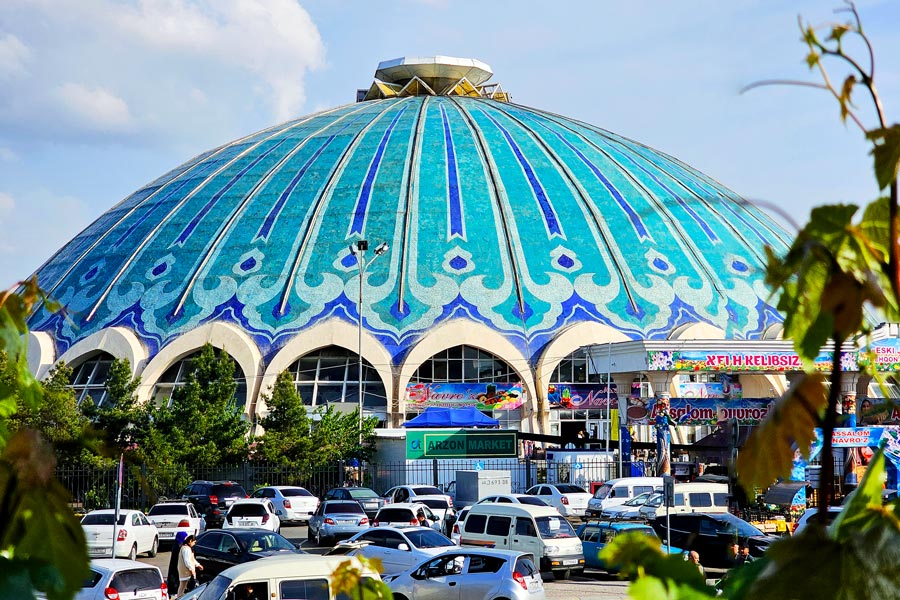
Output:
309,404,378,465
155,344,250,467
601,4,900,599
0,278,88,600
7,361,92,466
256,370,313,464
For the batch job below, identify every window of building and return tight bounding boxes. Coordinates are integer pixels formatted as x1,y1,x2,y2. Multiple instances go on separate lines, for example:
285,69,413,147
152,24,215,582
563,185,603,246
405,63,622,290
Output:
69,352,115,408
285,347,387,416
151,349,247,411
406,345,521,428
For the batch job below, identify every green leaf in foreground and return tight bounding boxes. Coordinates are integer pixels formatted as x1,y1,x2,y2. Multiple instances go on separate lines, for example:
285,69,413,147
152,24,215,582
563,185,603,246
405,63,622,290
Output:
0,430,89,600
867,124,900,190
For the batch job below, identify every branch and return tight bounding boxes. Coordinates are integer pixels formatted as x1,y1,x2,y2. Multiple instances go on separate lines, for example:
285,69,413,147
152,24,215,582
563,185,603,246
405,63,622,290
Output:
740,80,867,133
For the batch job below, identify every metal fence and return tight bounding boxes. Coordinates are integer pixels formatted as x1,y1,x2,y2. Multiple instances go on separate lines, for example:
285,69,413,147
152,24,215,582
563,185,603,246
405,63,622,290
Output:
56,457,621,512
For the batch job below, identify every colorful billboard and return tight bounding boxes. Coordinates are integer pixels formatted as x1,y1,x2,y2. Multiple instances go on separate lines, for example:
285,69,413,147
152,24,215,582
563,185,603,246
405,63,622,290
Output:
405,382,524,411
858,339,900,372
624,396,775,426
647,350,857,372
547,384,617,409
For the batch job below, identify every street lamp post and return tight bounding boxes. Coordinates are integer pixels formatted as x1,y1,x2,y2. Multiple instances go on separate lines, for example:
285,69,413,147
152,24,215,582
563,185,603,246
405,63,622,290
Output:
349,239,388,444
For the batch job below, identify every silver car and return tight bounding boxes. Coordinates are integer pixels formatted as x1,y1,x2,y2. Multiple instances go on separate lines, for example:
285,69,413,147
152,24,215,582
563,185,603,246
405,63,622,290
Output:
308,500,370,546
383,548,545,600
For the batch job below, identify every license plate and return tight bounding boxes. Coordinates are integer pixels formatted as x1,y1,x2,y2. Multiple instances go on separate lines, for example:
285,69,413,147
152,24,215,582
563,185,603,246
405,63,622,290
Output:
563,559,578,565
339,519,355,525
159,532,174,538
89,547,111,557
238,520,255,527
136,592,156,599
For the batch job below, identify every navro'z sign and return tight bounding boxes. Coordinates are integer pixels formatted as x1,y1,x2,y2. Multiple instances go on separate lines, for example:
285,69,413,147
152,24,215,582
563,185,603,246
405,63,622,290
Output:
406,429,518,460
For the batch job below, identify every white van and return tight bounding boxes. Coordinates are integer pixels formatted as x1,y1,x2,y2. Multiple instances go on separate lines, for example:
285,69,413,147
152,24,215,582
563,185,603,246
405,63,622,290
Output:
585,477,663,517
637,482,730,520
182,555,380,600
460,503,585,579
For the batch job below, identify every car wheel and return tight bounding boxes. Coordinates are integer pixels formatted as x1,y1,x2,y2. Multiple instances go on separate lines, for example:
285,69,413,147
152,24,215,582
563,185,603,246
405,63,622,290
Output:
392,595,410,600
148,537,158,558
556,569,570,581
128,544,137,561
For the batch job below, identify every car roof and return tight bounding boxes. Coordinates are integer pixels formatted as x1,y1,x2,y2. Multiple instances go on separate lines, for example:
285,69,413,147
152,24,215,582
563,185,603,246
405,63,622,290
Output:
434,547,532,560
354,526,432,536
580,521,652,531
468,503,562,517
87,509,141,515
229,498,270,505
380,502,429,510
89,559,162,575
217,555,377,582
266,485,309,490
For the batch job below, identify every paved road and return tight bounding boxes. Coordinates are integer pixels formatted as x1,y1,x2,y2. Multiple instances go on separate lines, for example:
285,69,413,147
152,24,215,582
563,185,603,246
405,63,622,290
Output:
137,524,630,600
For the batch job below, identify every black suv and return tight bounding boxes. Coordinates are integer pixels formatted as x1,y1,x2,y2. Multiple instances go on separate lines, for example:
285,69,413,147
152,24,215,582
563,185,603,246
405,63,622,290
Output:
179,480,248,528
649,512,778,568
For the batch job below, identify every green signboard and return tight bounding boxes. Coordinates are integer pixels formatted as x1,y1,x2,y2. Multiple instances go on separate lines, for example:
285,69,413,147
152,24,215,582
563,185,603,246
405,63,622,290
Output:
406,429,518,460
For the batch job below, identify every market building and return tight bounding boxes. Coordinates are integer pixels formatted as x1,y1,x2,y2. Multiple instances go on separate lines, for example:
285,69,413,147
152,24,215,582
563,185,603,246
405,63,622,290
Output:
25,56,897,453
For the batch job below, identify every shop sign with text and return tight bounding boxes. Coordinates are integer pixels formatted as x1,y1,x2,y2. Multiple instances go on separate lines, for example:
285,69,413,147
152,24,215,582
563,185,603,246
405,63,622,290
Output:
858,339,900,372
405,383,524,411
405,429,518,460
647,350,858,372
624,396,775,426
547,384,616,409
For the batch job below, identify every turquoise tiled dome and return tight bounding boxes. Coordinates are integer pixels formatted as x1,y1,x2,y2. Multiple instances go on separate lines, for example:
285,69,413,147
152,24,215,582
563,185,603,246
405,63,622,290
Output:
28,94,789,364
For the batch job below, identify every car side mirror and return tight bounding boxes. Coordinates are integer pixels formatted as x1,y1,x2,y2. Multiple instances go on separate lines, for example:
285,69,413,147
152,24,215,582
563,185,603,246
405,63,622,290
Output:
398,543,410,551
430,515,439,522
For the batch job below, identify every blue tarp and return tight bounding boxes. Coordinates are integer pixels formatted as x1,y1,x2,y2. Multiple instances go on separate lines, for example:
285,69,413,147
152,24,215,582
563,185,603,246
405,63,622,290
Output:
401,407,500,428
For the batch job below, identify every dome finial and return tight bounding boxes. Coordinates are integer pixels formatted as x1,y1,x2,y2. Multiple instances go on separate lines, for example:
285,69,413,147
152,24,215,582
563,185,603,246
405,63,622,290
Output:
357,55,509,102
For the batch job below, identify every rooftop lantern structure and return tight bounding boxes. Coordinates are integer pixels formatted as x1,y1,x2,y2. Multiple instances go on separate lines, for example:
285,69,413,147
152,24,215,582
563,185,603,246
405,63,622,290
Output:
358,55,509,101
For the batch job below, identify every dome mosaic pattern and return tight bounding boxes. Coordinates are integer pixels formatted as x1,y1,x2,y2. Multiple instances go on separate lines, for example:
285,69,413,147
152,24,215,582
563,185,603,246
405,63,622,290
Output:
28,95,790,364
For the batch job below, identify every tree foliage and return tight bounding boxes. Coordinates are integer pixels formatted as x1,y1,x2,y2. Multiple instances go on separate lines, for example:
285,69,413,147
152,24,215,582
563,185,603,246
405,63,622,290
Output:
608,4,900,599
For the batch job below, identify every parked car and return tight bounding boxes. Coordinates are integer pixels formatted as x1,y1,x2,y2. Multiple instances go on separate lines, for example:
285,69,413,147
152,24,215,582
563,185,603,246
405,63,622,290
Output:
193,528,305,582
179,480,248,528
146,500,205,544
81,509,159,560
597,491,655,521
251,485,319,524
308,500,370,546
223,498,281,533
450,506,471,545
648,512,779,568
383,485,456,533
576,521,682,572
325,487,385,518
638,482,730,520
524,484,592,518
383,548,545,600
793,506,843,534
334,526,457,574
373,502,442,532
477,494,552,508
182,554,381,600
586,477,663,517
76,559,168,600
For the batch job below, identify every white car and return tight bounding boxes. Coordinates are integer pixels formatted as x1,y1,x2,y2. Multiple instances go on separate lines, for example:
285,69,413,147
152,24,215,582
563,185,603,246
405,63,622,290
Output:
597,491,655,520
336,526,457,574
373,502,443,532
794,506,843,533
223,498,281,533
383,485,456,533
252,485,320,523
477,494,552,508
524,484,593,518
81,509,159,560
76,559,168,600
146,501,205,544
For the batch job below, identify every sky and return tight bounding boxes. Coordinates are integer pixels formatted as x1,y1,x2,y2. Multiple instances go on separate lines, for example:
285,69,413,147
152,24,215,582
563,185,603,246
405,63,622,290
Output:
1,0,898,287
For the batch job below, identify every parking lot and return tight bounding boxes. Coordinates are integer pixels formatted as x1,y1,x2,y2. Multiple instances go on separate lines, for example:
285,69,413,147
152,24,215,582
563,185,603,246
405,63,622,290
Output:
138,524,630,600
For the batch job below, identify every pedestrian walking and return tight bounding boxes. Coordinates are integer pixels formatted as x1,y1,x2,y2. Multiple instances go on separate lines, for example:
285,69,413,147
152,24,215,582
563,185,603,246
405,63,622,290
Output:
177,534,203,596
737,544,753,566
167,531,188,598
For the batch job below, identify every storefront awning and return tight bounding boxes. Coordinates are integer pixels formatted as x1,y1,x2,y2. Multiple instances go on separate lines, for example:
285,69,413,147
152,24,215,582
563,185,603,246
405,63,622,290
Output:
763,481,809,505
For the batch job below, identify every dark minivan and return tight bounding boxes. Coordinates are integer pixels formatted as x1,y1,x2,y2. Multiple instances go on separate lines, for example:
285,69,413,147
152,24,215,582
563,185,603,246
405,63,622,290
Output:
179,480,248,528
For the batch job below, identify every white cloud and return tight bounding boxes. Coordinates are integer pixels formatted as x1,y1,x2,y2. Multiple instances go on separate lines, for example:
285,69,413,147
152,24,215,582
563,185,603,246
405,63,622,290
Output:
0,147,16,162
0,33,30,78
56,83,134,133
0,191,13,215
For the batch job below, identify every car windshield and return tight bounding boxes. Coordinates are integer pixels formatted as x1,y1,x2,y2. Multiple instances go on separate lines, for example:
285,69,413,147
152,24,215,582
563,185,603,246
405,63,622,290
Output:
593,484,612,499
148,504,188,515
239,532,296,552
348,489,379,499
198,575,232,600
709,513,765,537
536,516,576,539
412,486,444,496
555,485,587,494
229,504,266,517
211,484,247,498
624,493,652,507
281,488,314,497
404,529,454,549
644,493,663,508
418,499,449,510
81,513,126,526
327,502,364,514
518,497,548,506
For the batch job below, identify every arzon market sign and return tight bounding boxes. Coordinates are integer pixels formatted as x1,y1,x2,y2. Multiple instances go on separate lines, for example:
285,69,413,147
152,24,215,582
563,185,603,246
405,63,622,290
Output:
405,429,518,460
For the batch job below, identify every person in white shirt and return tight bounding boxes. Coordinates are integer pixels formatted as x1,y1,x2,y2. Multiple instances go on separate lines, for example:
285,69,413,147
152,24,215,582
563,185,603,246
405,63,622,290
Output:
177,534,203,596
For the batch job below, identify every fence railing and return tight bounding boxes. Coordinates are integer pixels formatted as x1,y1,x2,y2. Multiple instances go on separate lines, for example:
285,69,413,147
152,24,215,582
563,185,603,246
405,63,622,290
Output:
56,457,624,511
